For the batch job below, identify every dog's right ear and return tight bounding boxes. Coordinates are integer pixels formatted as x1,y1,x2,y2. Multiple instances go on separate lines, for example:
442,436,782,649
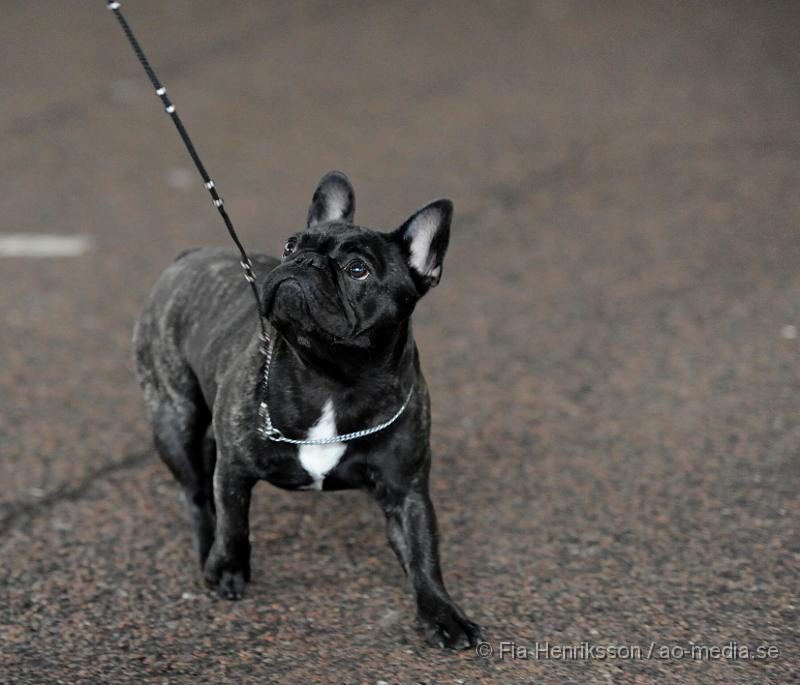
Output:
306,171,356,227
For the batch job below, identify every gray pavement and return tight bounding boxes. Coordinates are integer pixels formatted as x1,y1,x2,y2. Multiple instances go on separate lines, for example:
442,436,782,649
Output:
1,1,798,683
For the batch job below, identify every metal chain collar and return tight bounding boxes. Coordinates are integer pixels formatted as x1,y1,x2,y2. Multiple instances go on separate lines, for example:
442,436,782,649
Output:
258,337,414,445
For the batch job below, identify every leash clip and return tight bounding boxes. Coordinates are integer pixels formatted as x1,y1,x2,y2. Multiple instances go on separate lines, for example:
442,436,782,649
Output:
263,426,284,441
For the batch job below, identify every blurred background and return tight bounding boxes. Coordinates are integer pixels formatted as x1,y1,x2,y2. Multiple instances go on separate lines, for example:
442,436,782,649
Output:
1,1,798,683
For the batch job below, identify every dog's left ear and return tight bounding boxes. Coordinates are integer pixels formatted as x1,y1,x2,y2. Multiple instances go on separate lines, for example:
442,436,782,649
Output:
394,199,452,290
307,171,356,227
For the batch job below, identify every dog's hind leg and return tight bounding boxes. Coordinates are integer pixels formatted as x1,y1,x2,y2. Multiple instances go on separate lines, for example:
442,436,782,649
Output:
133,255,224,568
147,383,216,565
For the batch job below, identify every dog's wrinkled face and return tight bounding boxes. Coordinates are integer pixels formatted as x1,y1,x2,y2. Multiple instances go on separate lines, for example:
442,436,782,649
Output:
263,171,451,361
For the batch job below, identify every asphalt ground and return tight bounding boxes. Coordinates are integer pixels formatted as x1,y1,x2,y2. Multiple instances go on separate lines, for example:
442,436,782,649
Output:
1,1,798,683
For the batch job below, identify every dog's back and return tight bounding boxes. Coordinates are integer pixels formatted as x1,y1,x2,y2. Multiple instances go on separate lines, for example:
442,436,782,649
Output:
133,247,277,415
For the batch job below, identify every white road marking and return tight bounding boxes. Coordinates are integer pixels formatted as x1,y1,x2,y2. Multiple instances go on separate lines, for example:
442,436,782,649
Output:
0,234,92,257
298,398,346,490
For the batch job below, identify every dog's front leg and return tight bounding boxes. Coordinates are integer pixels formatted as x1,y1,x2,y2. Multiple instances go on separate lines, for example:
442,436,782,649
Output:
203,459,255,600
377,476,482,649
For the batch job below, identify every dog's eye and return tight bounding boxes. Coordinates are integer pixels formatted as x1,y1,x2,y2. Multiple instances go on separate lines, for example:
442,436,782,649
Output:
345,259,370,280
283,237,298,257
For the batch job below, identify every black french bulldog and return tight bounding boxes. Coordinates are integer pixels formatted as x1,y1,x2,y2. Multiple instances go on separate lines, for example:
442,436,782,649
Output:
133,171,482,649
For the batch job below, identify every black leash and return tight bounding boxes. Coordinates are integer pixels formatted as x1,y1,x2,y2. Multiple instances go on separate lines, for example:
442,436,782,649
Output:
105,0,269,343
106,1,415,444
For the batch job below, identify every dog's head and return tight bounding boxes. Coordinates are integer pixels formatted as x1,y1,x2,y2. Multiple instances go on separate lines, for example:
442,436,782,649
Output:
262,171,451,363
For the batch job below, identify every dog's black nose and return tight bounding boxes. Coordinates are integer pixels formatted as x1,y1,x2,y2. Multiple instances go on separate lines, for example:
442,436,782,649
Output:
294,253,327,270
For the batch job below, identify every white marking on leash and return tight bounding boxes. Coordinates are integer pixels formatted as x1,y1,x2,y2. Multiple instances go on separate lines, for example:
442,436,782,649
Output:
0,234,92,257
298,399,346,489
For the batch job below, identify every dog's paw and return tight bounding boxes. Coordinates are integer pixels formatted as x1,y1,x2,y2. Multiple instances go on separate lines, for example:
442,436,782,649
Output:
203,551,249,600
216,569,247,600
417,602,483,650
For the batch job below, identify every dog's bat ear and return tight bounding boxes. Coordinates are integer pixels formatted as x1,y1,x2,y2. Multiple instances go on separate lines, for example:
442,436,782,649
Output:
394,199,452,291
307,171,356,227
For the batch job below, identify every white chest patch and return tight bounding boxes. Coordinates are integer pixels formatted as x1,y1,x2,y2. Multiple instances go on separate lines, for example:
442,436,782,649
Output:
297,398,346,490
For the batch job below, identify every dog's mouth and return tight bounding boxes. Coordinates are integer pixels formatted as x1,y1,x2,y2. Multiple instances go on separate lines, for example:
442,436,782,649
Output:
264,277,304,319
264,276,355,344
